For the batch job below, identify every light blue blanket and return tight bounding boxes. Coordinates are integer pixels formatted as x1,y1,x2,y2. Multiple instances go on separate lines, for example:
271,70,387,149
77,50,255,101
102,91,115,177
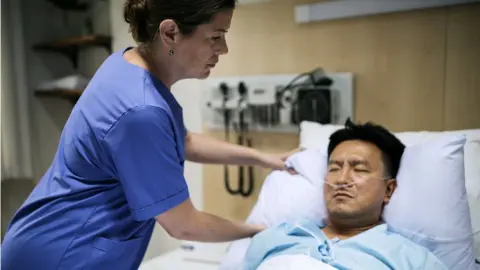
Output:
242,218,447,270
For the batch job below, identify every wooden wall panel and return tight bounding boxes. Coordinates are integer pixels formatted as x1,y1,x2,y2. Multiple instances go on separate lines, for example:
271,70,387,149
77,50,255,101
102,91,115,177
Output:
444,4,480,130
211,1,447,131
203,1,465,221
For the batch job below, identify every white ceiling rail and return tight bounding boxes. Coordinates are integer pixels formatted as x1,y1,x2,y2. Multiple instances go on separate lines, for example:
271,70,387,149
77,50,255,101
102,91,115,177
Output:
295,0,480,24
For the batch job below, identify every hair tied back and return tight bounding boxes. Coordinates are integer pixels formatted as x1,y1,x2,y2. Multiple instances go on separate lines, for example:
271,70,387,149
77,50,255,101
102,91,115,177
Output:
123,0,151,43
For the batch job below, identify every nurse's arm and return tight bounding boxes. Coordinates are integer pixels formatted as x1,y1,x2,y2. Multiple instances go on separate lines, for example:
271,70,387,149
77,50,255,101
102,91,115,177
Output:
155,198,263,242
185,131,263,166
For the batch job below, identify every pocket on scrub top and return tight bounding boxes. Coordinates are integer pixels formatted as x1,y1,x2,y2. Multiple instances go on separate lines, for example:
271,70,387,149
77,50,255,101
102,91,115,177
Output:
84,236,144,270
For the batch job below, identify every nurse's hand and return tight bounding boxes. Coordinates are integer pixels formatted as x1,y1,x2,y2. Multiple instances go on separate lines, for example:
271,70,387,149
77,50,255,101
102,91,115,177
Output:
258,148,302,174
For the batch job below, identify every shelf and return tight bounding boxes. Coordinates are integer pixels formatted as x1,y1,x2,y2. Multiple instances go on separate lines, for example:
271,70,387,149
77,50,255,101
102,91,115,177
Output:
46,0,90,11
35,88,83,104
33,35,111,51
33,35,112,68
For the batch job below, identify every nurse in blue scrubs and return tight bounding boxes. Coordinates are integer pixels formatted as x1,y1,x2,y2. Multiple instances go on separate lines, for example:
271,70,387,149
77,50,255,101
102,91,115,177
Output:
1,1,297,269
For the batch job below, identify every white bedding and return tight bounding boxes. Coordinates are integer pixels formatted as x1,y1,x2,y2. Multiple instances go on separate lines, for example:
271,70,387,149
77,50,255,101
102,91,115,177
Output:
220,122,480,270
257,255,337,270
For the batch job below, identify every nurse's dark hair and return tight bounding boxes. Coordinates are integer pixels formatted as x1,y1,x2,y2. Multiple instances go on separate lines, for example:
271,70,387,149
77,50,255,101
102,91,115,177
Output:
327,118,405,178
123,0,237,44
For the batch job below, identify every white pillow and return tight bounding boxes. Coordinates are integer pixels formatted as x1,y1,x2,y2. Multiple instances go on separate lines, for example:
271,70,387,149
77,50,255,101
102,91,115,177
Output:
466,137,480,262
220,134,477,270
219,170,325,270
383,135,475,270
299,121,480,260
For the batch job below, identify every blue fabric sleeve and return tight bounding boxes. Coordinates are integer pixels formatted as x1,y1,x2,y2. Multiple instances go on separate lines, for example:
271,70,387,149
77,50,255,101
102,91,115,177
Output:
102,105,189,221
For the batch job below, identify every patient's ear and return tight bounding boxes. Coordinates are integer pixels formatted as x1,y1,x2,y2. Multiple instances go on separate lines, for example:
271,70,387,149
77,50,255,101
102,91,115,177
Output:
383,179,397,204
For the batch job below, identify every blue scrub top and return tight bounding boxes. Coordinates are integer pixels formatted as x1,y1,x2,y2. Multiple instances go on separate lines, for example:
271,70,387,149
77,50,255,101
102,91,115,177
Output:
1,47,190,270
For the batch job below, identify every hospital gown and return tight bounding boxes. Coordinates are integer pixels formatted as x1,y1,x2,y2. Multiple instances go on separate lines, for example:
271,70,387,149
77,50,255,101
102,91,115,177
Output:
242,218,447,270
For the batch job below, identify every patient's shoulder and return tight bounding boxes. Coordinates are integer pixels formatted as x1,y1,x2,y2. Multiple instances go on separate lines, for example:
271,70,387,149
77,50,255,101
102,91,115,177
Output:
250,222,290,242
374,224,427,245
258,218,321,234
350,225,448,269
359,224,432,252
250,218,321,245
381,225,448,268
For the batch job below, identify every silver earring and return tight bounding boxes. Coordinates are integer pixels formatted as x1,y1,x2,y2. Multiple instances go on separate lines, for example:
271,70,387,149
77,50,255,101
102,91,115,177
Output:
169,49,174,56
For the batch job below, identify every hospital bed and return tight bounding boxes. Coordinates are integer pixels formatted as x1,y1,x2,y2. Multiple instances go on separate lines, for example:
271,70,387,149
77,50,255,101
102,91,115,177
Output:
140,121,480,270
139,242,230,270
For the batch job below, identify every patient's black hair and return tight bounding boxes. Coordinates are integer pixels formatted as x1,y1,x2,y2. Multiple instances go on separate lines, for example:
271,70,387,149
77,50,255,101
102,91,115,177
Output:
327,118,405,178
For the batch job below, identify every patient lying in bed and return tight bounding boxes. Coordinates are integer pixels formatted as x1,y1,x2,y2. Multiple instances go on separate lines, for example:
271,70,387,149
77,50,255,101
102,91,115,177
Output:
242,120,448,270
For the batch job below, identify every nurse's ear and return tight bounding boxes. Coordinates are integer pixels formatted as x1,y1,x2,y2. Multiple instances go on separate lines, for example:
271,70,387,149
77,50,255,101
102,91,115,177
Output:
158,19,180,47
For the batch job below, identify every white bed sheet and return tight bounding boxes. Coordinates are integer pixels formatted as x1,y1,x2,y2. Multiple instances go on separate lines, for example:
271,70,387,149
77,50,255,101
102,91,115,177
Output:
257,254,337,270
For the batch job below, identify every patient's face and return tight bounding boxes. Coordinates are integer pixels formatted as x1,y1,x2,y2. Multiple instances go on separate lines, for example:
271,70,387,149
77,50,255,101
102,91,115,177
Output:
324,140,396,222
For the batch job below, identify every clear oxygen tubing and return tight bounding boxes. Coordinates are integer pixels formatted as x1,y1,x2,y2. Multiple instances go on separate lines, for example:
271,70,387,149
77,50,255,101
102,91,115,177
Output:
285,165,480,242
323,156,393,193
323,175,393,191
282,164,391,188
